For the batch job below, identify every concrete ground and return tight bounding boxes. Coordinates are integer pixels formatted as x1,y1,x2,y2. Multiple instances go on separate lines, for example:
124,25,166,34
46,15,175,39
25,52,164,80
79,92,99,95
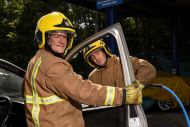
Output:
145,108,190,127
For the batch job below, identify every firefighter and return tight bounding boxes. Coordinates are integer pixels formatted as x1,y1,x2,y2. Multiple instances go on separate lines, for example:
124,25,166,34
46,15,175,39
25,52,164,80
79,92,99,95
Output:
23,12,144,127
83,40,156,88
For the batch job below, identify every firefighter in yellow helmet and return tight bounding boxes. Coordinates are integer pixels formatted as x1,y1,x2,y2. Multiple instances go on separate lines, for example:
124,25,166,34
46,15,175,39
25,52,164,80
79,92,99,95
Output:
23,12,144,127
83,40,156,88
34,11,75,57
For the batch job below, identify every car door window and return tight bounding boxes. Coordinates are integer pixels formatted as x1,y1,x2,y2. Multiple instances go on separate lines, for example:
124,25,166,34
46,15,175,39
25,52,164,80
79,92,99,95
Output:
0,68,23,102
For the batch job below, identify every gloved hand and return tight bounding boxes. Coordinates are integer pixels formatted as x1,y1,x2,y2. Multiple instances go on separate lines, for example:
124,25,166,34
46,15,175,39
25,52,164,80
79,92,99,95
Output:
125,80,144,105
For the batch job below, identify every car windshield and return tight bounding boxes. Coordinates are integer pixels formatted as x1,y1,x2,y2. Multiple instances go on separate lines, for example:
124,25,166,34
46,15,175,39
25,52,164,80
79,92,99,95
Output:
0,67,24,102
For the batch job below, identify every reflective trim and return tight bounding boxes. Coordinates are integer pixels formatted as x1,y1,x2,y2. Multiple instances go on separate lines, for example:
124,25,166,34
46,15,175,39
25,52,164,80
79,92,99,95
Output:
26,57,66,127
25,95,65,105
31,57,41,127
104,86,115,106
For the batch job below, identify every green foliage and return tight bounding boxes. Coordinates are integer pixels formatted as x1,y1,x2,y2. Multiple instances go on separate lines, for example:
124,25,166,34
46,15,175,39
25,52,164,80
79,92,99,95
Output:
0,0,105,70
120,17,170,55
0,0,189,72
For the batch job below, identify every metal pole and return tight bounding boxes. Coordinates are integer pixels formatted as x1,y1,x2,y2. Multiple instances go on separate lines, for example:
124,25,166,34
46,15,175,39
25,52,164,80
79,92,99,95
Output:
106,6,119,55
170,17,179,75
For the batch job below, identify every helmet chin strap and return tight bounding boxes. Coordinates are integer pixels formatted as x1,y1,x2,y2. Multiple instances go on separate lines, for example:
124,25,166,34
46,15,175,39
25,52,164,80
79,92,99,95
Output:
99,56,108,68
92,55,109,69
45,36,67,58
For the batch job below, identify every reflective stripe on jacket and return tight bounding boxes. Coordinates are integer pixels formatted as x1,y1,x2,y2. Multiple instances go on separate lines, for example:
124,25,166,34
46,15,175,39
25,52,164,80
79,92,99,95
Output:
23,49,123,127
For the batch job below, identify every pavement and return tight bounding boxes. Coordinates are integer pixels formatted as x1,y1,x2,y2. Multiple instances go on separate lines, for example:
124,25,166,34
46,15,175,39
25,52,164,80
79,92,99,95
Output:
145,108,190,127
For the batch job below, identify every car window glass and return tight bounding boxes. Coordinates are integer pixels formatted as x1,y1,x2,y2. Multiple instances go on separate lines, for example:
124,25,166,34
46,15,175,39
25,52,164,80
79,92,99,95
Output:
0,67,24,102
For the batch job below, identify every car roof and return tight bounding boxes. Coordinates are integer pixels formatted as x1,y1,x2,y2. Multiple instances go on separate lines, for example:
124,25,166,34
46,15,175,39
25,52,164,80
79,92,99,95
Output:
0,59,26,77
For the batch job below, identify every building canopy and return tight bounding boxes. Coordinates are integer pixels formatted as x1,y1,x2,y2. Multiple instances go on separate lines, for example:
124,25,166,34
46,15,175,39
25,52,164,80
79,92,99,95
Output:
65,0,190,17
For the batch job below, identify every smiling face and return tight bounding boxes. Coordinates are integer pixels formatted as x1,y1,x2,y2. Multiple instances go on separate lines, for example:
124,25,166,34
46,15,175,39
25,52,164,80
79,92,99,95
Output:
48,31,67,54
89,48,107,66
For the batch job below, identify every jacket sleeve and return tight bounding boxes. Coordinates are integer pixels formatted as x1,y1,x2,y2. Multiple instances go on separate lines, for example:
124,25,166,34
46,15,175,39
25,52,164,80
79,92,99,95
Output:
45,62,123,106
130,56,156,84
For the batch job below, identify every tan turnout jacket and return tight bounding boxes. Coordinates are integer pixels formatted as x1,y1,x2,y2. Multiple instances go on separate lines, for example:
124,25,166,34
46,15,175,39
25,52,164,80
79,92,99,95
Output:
23,49,123,127
89,55,156,87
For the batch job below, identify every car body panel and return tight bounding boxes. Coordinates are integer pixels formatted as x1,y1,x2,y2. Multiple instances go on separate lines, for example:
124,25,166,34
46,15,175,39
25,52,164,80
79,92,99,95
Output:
0,59,27,127
143,71,190,109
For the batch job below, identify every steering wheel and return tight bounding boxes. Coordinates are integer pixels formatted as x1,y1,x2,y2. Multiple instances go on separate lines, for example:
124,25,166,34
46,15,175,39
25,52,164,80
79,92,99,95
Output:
0,96,12,127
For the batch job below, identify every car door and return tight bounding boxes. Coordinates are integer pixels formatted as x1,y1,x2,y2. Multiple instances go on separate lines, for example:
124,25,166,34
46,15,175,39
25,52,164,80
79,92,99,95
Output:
66,23,148,127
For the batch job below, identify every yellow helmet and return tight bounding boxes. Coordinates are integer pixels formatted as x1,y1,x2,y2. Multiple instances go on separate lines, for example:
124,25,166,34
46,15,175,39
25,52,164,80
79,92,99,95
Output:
34,12,76,54
83,40,112,67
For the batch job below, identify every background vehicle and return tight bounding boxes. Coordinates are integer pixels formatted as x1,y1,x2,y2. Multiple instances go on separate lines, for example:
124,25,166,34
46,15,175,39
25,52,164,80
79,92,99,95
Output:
143,70,190,111
0,59,27,127
134,52,190,111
